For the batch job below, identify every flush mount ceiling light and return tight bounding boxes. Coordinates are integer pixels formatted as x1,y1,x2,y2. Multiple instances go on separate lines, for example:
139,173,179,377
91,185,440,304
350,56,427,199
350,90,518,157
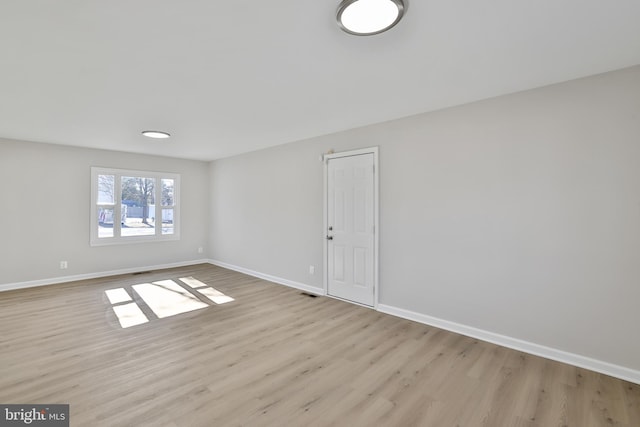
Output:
337,0,405,36
141,130,171,139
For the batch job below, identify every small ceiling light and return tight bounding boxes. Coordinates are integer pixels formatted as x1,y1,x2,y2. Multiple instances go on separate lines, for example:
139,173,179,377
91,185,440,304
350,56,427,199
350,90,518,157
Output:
337,0,405,36
142,130,171,139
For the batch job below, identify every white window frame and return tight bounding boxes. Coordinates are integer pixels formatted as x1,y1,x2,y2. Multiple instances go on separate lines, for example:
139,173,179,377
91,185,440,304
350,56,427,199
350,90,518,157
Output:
90,167,180,246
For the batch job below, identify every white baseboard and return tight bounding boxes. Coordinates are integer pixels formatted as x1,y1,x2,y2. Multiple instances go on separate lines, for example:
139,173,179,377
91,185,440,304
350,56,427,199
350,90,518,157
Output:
377,304,640,385
208,259,324,296
0,259,211,292
207,260,639,384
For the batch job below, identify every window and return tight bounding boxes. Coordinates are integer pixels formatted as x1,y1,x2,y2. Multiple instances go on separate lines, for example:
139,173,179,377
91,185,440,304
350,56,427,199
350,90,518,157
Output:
91,167,180,246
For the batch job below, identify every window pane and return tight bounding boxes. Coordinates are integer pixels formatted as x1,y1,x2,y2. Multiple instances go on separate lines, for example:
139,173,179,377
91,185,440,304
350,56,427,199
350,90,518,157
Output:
98,207,114,238
121,203,155,237
162,208,174,235
121,177,156,237
162,179,174,206
121,215,155,237
98,175,115,204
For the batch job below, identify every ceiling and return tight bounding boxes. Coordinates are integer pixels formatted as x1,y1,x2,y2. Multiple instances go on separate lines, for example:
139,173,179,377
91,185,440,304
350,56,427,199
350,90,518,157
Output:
1,1,639,161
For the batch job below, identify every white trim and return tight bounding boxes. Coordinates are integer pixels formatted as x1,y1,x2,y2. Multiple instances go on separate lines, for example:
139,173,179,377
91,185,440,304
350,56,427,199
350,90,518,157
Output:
323,156,328,295
378,303,640,385
0,259,209,292
208,259,324,296
323,147,379,308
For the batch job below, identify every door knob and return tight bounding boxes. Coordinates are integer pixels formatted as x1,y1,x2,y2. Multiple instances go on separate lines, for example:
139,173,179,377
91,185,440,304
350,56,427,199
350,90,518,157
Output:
326,235,333,240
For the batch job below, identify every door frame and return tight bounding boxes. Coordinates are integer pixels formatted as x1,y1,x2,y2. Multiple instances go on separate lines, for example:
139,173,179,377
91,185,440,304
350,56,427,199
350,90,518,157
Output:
323,147,379,308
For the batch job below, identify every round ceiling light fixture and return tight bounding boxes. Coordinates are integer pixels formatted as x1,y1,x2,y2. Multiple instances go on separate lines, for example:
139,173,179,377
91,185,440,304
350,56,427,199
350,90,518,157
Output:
337,0,405,36
141,130,171,139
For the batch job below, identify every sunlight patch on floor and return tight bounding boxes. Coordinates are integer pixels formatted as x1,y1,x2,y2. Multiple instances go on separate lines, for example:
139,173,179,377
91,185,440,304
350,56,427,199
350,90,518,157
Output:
105,277,235,328
179,277,234,304
105,288,133,304
178,277,207,289
196,287,235,304
112,302,149,328
132,280,208,318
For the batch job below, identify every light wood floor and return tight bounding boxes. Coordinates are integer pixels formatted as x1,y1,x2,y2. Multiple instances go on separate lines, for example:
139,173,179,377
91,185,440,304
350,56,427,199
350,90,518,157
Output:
1,264,638,426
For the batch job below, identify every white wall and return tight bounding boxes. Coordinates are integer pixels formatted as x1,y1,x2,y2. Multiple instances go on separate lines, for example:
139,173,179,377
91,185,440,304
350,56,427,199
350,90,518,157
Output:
0,140,210,286
209,65,640,374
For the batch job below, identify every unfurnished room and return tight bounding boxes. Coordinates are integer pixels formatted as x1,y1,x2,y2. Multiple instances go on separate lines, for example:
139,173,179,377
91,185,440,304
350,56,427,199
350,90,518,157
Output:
1,1,640,426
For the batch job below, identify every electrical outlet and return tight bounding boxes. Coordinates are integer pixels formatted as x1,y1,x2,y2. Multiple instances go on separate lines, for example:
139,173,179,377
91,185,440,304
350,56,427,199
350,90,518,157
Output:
197,247,203,254
60,261,68,270
309,265,315,275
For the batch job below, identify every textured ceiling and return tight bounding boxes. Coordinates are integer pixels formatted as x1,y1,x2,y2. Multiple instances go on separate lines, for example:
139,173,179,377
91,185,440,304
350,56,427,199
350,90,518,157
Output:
1,0,639,160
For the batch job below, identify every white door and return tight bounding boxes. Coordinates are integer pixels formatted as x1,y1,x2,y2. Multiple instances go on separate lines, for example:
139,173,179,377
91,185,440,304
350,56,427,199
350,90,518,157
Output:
327,152,376,306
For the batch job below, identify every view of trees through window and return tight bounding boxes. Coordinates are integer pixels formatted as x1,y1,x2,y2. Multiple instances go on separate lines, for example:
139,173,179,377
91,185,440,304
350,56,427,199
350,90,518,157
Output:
94,169,177,242
121,177,156,236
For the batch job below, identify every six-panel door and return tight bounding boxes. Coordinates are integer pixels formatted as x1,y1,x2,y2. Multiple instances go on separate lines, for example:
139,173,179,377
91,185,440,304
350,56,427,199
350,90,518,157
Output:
327,153,375,306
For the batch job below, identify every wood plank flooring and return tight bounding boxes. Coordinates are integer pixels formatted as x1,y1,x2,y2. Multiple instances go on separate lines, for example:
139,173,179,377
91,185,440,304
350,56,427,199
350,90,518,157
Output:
1,264,638,426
